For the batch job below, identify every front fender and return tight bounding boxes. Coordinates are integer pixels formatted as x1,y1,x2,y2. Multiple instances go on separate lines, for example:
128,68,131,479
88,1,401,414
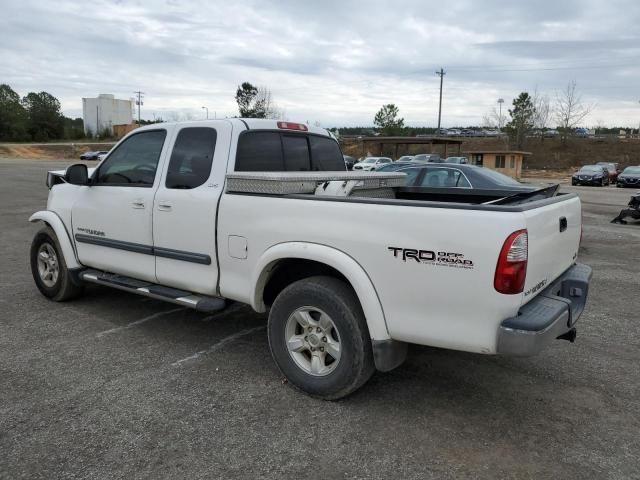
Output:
29,211,80,269
252,242,390,341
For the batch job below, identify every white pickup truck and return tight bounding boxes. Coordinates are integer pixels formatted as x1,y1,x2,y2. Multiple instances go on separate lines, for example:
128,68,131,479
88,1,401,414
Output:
30,119,592,399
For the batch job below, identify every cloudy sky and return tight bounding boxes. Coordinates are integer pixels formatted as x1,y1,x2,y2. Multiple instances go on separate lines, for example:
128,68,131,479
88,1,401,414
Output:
2,0,640,127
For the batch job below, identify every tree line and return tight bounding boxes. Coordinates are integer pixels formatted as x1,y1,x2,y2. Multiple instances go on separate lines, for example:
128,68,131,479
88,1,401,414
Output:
0,84,86,142
367,81,597,148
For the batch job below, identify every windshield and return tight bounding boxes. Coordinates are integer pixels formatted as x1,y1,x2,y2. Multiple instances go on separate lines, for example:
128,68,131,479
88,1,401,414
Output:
597,163,615,172
363,158,378,163
623,166,640,174
579,166,602,173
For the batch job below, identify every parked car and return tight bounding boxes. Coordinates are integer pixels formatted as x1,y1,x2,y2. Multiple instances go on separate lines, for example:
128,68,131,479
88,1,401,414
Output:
544,129,560,138
572,165,610,186
596,162,620,183
392,164,536,192
447,129,461,136
412,154,442,163
396,155,414,162
343,155,356,170
97,151,111,162
80,151,109,161
575,128,590,138
352,156,392,171
616,166,640,188
376,161,415,172
445,156,468,164
30,118,591,400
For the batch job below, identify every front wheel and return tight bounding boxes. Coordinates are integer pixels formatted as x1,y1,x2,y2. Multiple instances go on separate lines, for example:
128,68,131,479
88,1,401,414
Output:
268,276,375,400
30,227,84,301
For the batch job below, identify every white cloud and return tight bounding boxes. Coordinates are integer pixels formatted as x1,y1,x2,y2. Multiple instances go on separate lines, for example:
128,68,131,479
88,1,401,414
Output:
1,0,639,127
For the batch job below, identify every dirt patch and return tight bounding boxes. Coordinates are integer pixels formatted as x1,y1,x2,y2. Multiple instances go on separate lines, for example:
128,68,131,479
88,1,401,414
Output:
0,143,115,160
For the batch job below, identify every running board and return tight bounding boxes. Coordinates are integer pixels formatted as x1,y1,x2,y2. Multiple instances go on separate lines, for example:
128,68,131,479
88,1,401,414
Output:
79,269,227,313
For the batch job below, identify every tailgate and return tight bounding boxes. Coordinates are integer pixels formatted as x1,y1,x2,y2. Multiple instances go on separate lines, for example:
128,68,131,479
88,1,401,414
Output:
521,194,582,305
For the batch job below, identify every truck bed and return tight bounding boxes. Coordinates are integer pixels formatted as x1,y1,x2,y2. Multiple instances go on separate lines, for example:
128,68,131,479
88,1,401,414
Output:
225,171,566,210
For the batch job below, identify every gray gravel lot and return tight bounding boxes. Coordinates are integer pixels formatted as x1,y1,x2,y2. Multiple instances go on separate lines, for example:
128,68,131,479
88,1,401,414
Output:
1,158,639,479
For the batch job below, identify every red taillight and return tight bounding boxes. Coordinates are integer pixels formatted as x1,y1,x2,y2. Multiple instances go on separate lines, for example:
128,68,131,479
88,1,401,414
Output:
494,229,528,294
277,121,308,131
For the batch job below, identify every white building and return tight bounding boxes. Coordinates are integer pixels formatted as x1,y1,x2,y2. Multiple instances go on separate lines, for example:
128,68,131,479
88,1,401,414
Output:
82,94,133,136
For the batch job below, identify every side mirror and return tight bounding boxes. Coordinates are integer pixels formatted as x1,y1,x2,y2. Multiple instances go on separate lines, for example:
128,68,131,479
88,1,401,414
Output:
65,163,89,185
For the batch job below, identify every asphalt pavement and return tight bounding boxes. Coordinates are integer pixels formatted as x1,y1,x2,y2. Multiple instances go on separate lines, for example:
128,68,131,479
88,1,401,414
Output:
1,158,639,479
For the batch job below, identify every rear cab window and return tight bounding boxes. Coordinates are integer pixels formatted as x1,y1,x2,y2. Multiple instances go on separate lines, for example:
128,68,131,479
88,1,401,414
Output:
235,131,345,172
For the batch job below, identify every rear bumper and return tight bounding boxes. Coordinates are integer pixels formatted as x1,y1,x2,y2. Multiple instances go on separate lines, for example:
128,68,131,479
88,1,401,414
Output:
497,263,593,356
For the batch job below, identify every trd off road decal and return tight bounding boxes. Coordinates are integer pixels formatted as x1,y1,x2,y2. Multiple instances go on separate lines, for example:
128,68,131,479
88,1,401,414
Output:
77,227,106,237
388,247,474,269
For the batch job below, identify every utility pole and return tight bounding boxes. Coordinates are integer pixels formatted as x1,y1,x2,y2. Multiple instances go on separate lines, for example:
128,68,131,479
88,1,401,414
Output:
133,90,144,124
435,68,446,134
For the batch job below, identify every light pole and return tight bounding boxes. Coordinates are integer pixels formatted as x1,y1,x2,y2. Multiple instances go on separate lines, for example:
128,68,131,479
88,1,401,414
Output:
497,98,504,131
202,106,209,119
435,68,446,134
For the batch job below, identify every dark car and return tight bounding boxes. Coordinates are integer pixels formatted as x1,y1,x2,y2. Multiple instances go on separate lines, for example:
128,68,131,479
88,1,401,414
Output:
412,153,443,163
616,166,640,188
596,162,621,183
390,163,535,192
80,150,109,161
572,165,610,186
343,155,356,170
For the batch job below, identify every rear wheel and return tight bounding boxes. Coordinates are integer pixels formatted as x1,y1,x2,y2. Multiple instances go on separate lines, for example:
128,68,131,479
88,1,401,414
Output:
30,227,84,301
268,276,375,400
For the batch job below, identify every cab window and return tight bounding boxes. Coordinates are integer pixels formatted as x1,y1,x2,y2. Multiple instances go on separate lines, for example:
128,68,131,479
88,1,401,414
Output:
95,130,166,186
166,127,217,189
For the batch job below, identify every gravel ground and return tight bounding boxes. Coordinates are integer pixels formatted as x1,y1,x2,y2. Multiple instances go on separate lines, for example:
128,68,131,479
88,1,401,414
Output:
1,158,639,479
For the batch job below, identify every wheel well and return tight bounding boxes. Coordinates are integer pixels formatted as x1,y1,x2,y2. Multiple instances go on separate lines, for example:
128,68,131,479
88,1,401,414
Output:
262,259,349,307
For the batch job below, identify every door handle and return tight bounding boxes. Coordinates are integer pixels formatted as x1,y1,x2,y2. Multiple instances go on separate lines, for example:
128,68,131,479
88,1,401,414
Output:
132,199,145,209
157,200,172,212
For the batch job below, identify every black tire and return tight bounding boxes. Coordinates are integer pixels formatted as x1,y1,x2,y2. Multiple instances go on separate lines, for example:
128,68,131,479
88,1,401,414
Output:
268,276,375,400
30,226,84,301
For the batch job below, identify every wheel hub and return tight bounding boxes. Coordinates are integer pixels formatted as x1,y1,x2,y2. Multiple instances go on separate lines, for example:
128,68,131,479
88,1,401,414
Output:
37,243,59,288
285,306,342,377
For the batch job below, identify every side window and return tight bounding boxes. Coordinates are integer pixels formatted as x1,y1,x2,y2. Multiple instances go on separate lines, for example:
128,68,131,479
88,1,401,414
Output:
166,127,217,189
95,130,166,186
282,135,310,171
309,136,345,171
401,167,422,185
421,168,448,187
421,168,471,188
235,132,284,171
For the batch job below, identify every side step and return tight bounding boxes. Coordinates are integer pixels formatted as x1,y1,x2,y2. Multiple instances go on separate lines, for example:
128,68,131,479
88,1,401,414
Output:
79,269,227,313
